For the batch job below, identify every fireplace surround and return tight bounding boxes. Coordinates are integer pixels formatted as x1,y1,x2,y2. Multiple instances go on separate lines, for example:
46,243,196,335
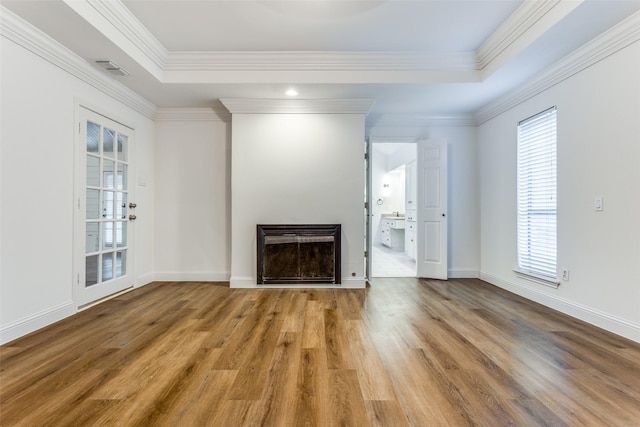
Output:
257,224,341,285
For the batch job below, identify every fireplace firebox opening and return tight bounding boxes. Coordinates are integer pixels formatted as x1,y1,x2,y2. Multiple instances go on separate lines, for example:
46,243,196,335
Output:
257,224,341,285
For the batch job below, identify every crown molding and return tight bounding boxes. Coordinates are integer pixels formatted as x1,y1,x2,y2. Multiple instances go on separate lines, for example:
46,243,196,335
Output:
0,6,157,119
87,0,167,69
155,107,230,122
220,99,375,114
477,0,563,70
474,9,640,124
165,51,476,72
367,114,477,128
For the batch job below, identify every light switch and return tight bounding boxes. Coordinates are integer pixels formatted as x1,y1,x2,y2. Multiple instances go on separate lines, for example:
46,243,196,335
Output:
595,196,603,211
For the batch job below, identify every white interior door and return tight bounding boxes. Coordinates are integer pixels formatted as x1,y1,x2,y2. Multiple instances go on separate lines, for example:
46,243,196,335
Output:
416,139,448,279
76,107,134,306
364,139,372,282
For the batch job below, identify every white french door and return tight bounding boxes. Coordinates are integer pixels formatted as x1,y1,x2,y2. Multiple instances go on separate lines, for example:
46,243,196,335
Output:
76,107,134,306
416,139,448,280
364,138,372,282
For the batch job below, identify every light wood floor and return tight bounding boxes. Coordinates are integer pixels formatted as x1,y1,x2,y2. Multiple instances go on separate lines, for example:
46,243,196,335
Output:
2,278,640,426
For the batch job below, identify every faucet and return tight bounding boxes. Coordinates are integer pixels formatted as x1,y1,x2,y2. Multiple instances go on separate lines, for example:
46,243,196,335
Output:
393,211,400,217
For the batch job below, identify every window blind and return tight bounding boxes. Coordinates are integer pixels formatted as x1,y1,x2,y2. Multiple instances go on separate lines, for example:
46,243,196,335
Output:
517,107,557,280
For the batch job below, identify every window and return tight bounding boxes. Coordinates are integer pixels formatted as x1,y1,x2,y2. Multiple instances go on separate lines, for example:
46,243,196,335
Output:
517,107,557,282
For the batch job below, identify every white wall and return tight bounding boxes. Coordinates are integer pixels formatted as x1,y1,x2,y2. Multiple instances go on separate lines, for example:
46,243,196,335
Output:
154,120,231,281
381,167,405,215
230,113,366,287
0,37,156,344
388,144,416,170
478,41,640,341
438,126,480,278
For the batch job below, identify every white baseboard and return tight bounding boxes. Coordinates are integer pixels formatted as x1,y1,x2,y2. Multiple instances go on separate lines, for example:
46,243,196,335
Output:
0,300,76,345
340,277,367,288
136,272,155,287
448,268,479,279
480,271,640,343
154,271,230,282
230,276,366,289
229,276,255,288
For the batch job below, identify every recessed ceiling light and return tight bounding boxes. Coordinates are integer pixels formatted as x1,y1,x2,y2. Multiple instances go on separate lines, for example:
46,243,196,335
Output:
285,88,298,97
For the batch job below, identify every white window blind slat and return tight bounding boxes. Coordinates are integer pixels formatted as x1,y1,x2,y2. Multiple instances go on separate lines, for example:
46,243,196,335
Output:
517,107,557,280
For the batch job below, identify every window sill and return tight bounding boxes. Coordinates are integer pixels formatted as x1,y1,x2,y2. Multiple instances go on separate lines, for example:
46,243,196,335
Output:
514,269,560,289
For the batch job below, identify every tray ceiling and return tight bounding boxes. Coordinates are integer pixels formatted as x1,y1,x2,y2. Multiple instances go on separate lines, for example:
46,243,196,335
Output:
2,0,639,120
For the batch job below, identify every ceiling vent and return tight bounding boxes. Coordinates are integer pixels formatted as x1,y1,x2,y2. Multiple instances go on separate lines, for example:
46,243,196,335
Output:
95,60,130,76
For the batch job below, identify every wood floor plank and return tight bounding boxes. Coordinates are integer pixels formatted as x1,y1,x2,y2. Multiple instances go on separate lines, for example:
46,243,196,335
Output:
223,295,287,400
301,300,325,349
323,308,355,370
2,279,640,426
344,319,397,400
281,292,309,333
365,400,409,427
125,347,224,425
42,399,123,427
249,332,302,426
293,348,329,427
326,369,369,426
1,368,110,426
155,367,238,426
210,290,281,370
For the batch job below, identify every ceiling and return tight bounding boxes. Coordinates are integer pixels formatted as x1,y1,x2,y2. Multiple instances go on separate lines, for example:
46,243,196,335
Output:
2,0,639,121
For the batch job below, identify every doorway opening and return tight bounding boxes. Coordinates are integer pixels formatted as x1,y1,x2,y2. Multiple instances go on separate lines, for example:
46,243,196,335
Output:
370,142,417,277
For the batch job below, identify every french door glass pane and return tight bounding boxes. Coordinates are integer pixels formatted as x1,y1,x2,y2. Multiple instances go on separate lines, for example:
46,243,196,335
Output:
86,255,99,286
103,191,114,219
103,128,115,158
87,122,100,153
117,134,127,161
104,159,115,189
116,250,127,277
116,192,127,219
117,221,127,248
87,155,100,186
117,163,127,190
102,252,114,281
103,222,114,249
86,222,100,253
86,189,100,219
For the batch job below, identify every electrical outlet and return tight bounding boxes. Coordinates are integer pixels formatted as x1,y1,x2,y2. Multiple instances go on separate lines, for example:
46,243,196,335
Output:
561,268,570,281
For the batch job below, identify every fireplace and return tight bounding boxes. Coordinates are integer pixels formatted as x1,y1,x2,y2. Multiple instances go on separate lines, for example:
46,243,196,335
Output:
257,224,341,285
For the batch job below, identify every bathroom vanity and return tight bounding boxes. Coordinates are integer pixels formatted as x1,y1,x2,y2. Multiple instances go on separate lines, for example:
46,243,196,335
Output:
381,216,405,250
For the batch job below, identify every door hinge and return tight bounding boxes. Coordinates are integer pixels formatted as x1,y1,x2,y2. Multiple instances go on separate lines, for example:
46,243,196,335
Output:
78,122,81,133
364,202,368,209
364,251,368,258
364,153,369,160
77,274,80,285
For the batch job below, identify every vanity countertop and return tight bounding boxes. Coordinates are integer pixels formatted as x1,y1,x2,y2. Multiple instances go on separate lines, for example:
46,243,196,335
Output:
381,213,405,219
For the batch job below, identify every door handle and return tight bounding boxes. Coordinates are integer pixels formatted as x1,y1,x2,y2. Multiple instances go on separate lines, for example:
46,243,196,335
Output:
129,202,137,209
129,214,137,221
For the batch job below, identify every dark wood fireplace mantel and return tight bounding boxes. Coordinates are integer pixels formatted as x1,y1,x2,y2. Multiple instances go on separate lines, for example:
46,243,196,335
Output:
257,224,341,285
